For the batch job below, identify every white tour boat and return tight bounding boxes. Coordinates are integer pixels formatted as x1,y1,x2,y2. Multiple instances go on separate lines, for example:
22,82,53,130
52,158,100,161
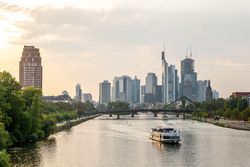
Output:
149,127,181,143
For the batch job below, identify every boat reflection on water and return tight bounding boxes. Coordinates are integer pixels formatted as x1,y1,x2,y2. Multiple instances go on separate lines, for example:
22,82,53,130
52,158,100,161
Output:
151,141,181,153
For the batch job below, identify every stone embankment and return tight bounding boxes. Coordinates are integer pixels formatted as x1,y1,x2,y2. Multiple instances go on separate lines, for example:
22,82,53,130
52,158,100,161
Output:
193,117,250,131
55,115,101,133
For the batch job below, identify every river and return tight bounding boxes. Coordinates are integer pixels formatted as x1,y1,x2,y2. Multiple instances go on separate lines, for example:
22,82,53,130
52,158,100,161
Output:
10,114,250,167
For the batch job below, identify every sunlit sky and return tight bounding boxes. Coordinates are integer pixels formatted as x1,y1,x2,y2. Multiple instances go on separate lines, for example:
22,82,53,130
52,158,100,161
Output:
0,0,250,100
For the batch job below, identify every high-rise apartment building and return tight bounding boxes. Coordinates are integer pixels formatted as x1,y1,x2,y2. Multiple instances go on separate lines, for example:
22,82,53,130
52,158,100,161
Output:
75,83,82,102
131,76,140,104
99,80,111,104
19,46,42,89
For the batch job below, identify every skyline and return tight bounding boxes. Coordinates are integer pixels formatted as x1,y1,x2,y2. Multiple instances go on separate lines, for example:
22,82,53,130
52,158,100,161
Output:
0,0,250,100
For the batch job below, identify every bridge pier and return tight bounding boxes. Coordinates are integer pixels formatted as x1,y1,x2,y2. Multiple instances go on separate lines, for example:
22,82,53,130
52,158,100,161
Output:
183,113,186,119
176,112,179,117
109,114,112,117
117,114,120,119
131,113,134,117
154,112,157,117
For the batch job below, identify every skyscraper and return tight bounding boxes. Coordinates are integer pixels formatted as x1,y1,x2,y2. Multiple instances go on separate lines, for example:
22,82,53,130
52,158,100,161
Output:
181,51,197,101
75,83,82,102
168,65,176,102
19,46,42,89
131,76,140,104
206,80,213,101
99,80,111,104
145,73,157,94
196,80,209,102
112,77,119,102
118,76,132,103
82,93,93,103
162,49,169,104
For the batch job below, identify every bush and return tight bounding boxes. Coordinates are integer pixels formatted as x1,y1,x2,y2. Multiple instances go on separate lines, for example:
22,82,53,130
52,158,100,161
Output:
0,150,10,167
27,133,38,142
36,130,45,139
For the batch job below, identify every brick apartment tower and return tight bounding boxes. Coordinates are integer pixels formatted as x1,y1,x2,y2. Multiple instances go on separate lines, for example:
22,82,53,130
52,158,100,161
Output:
19,46,42,90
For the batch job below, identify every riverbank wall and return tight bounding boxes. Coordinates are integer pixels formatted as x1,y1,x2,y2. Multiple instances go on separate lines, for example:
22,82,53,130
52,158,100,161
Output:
192,117,250,131
54,115,101,133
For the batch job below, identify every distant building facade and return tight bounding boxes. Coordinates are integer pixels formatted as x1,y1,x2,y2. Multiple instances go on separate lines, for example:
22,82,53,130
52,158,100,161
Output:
206,80,213,101
131,76,140,103
181,55,197,101
99,80,111,104
232,92,250,98
162,50,169,104
212,90,219,99
43,92,72,103
196,80,209,102
19,46,42,89
74,83,82,102
82,93,93,103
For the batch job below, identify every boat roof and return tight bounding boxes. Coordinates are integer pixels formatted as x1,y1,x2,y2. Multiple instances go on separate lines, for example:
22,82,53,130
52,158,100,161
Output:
152,127,175,130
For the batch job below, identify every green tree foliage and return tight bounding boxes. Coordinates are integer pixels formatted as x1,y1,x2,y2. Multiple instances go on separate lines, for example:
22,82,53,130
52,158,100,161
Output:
21,87,42,111
192,96,250,121
237,98,249,111
226,96,239,110
0,123,10,150
107,101,130,110
0,150,10,167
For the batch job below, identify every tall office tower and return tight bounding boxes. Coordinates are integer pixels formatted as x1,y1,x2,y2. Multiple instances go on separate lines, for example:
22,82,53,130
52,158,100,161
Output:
206,80,213,101
99,80,111,104
181,51,197,101
131,76,140,104
155,85,163,103
175,69,180,100
168,65,176,102
118,76,132,103
19,46,42,89
75,83,82,102
196,80,209,102
140,85,146,103
82,93,93,103
212,90,219,99
162,49,169,104
145,73,157,94
112,77,119,102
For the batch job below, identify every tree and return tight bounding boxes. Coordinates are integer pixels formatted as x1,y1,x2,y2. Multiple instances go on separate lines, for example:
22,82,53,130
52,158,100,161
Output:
108,101,130,110
21,87,42,111
0,150,10,167
226,96,239,110
0,122,10,150
28,95,44,140
237,98,249,111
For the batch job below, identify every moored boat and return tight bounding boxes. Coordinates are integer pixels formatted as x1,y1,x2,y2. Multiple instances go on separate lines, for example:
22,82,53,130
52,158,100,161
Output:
149,127,180,143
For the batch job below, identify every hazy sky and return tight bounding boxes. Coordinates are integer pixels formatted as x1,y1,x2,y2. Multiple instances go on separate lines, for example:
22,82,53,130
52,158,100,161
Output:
0,0,249,100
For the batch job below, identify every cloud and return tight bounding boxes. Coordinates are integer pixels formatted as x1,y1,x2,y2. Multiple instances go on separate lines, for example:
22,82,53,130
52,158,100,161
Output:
214,60,250,67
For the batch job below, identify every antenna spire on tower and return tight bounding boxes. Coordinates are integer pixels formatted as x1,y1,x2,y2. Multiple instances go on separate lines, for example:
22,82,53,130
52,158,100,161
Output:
186,48,188,58
190,46,192,59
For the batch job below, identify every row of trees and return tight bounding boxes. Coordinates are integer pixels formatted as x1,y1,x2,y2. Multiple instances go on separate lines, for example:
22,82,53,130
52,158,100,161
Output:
190,97,250,121
0,71,96,166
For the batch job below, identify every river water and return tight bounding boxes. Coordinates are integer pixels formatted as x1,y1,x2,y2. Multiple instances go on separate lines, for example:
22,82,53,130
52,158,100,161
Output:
10,114,250,167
